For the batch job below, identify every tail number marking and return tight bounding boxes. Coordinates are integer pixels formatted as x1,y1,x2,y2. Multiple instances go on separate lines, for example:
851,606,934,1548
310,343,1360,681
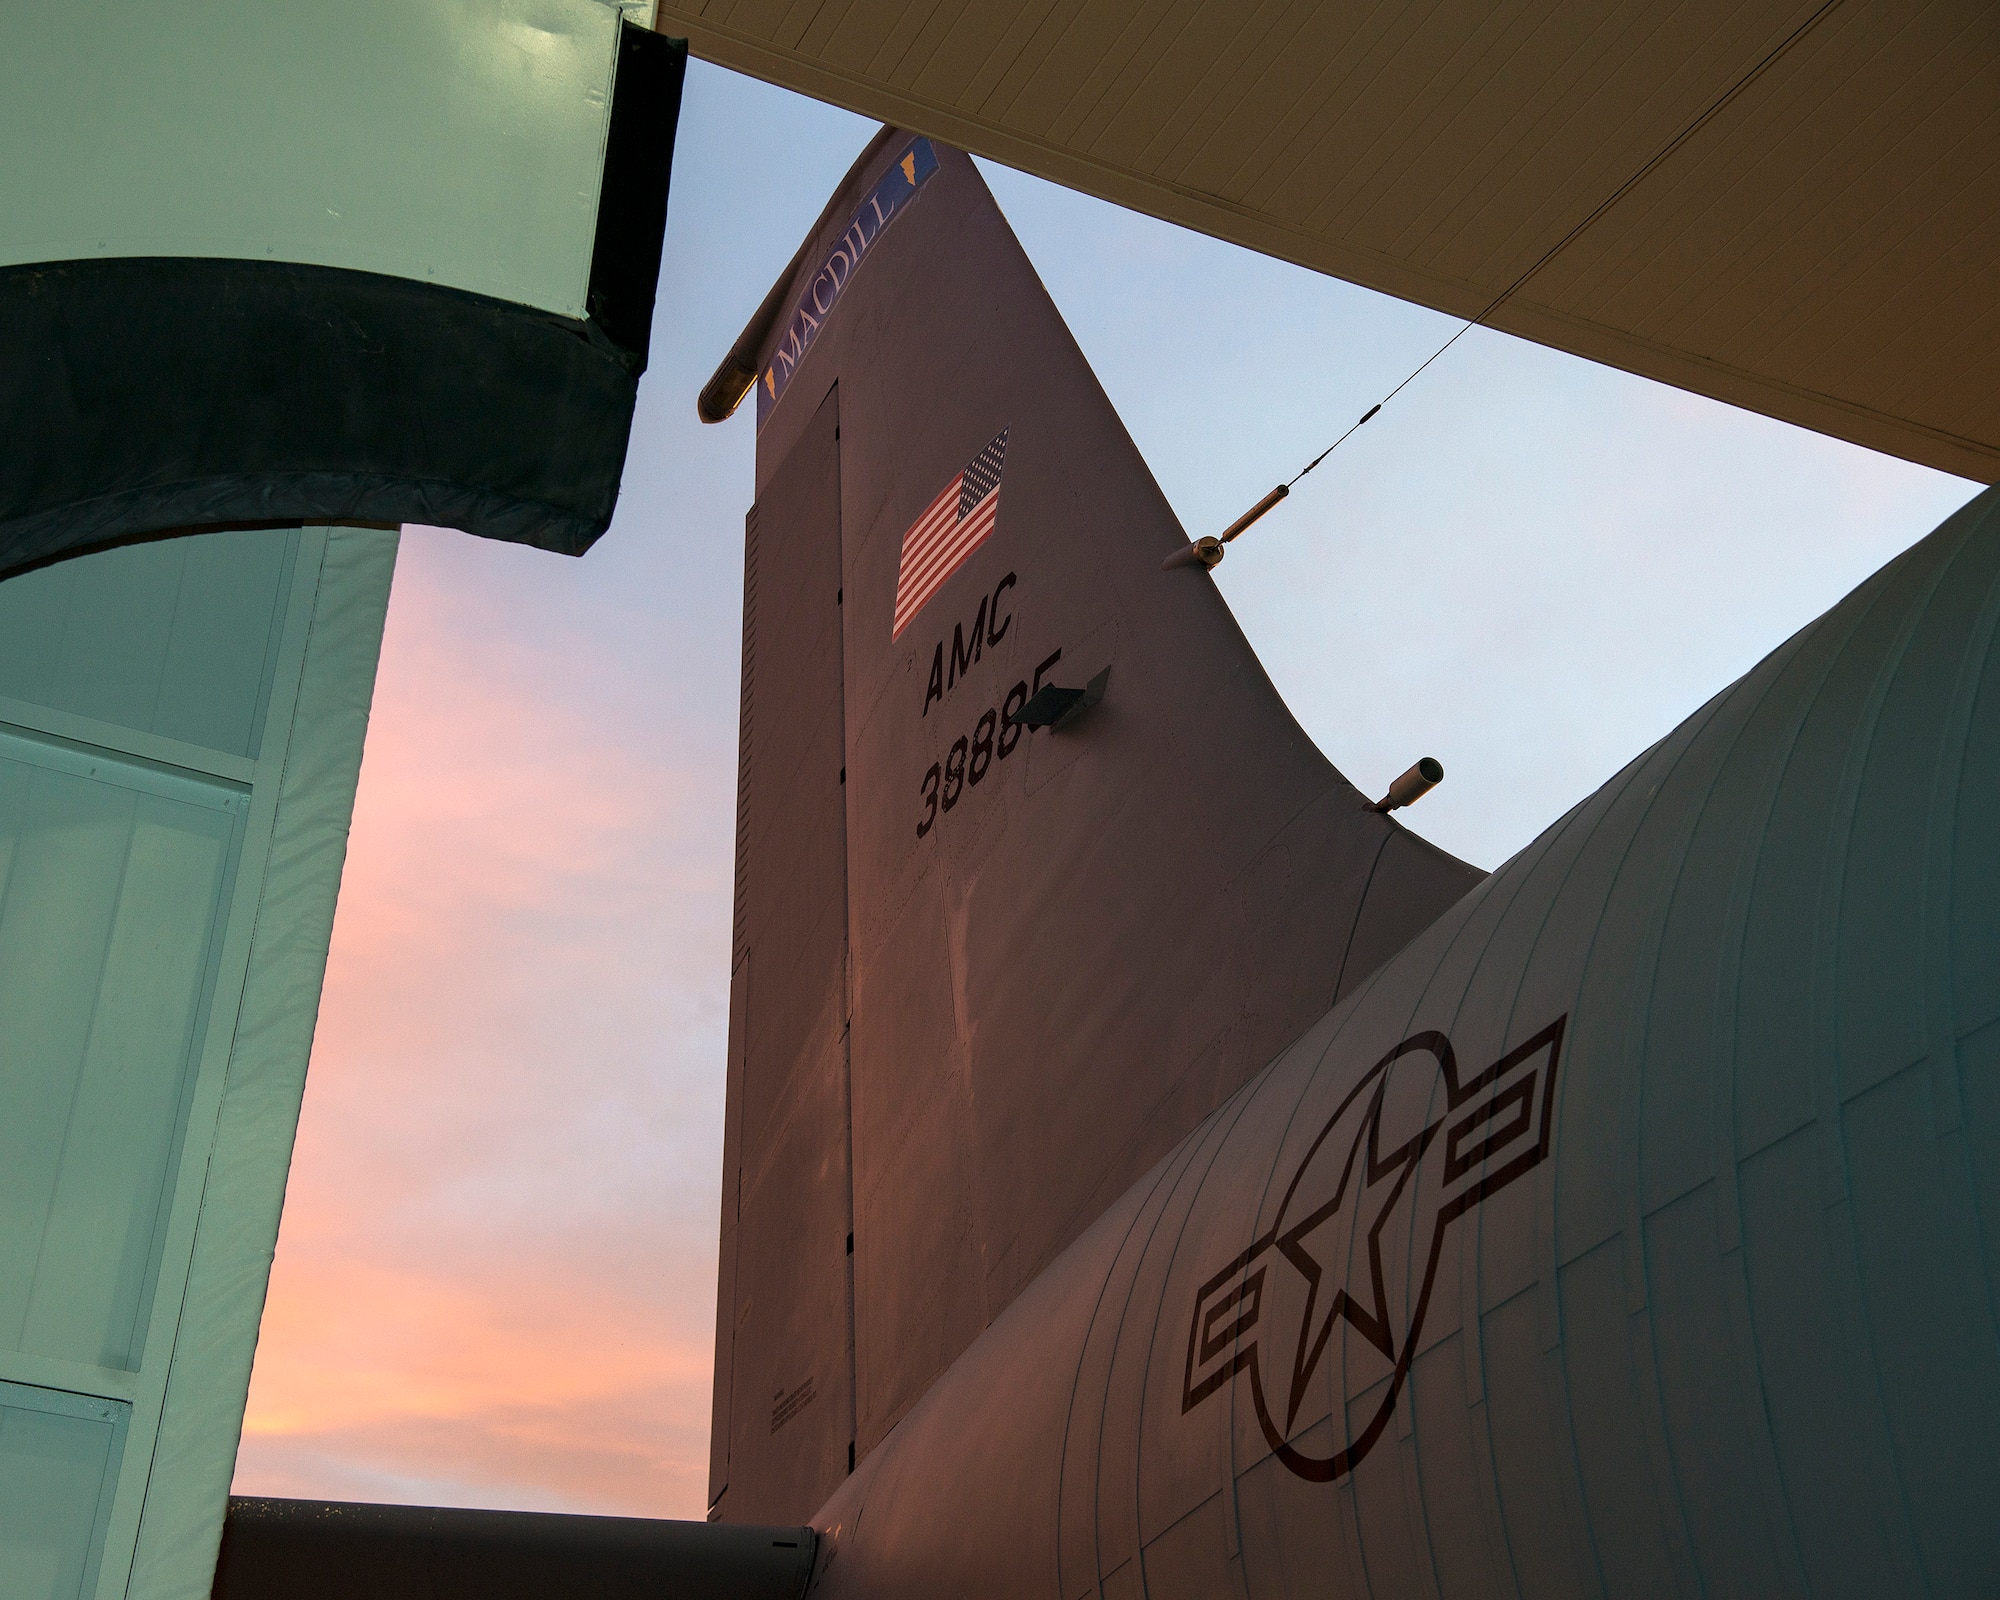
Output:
916,648,1061,838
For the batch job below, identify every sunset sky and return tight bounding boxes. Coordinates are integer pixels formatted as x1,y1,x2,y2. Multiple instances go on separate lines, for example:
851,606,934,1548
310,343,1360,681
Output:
231,60,1979,1518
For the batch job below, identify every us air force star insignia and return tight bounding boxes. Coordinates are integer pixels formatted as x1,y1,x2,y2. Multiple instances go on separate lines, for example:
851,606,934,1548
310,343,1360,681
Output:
1181,1017,1566,1483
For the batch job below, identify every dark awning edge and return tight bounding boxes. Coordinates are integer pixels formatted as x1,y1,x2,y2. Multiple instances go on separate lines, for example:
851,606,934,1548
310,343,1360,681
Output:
0,27,686,585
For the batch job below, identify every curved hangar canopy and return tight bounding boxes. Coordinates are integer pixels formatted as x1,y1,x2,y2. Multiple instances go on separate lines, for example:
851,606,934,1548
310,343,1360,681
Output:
660,0,1997,484
0,1,685,583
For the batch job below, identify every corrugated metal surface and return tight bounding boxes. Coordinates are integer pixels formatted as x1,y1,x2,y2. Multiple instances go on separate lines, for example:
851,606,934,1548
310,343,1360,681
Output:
0,738,239,1373
659,0,1998,482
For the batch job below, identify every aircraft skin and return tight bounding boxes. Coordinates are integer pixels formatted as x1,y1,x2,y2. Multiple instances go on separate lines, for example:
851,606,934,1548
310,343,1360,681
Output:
808,473,2000,1600
714,132,2000,1596
709,130,1481,1530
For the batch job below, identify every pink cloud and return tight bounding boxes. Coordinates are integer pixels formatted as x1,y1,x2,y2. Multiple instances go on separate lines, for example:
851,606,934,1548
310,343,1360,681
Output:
237,527,735,1518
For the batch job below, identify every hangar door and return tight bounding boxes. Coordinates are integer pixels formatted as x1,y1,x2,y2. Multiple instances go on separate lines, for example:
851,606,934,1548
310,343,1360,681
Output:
0,525,396,1600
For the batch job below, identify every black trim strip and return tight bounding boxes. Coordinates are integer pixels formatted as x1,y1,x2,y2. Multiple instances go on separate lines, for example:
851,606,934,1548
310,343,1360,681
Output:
588,27,687,367
210,1498,817,1600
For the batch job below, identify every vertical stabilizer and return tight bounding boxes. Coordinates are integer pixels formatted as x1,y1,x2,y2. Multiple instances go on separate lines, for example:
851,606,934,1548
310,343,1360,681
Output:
708,134,1481,1524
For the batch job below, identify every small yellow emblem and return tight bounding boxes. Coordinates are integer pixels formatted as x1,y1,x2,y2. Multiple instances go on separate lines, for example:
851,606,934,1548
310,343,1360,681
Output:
901,152,917,185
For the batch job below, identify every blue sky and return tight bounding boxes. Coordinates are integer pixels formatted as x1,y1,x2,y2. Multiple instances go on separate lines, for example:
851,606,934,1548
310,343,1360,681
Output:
233,58,1979,1517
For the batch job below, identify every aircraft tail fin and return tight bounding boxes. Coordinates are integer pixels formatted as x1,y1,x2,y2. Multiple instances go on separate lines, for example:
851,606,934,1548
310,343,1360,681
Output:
707,134,1481,1524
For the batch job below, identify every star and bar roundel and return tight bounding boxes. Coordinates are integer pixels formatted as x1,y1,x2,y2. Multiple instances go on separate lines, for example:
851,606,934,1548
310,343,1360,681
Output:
892,429,1007,640
1181,1017,1566,1482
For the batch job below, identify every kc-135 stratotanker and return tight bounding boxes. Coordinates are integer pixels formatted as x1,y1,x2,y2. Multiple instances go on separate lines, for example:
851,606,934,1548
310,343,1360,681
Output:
691,129,2000,1599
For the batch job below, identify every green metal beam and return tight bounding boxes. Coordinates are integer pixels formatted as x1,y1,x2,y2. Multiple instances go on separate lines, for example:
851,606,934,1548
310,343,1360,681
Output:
0,527,399,1600
1,2,627,318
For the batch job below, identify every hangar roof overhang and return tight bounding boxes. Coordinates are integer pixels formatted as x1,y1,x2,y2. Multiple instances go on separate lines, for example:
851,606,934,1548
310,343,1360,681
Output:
657,0,1998,483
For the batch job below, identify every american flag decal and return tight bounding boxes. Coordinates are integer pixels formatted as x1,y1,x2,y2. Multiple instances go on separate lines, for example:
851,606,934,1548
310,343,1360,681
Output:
892,430,1008,640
